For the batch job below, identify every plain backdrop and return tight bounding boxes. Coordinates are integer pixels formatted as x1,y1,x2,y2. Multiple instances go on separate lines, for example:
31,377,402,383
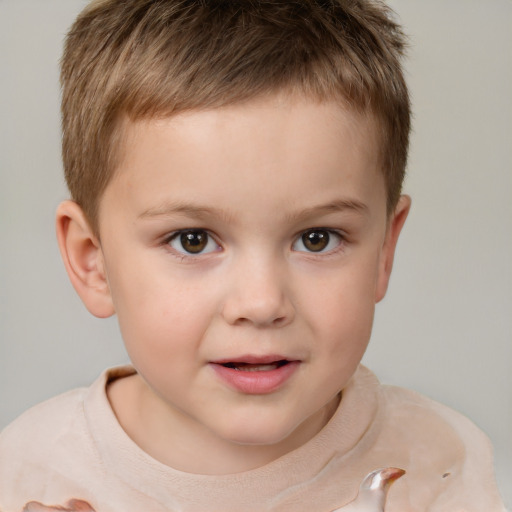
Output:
1,0,511,506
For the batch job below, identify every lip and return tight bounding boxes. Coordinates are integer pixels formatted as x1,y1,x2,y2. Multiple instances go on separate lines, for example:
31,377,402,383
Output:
210,355,300,394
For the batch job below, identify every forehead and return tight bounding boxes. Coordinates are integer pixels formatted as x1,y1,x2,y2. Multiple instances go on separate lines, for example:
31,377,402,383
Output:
103,94,385,221
119,94,380,166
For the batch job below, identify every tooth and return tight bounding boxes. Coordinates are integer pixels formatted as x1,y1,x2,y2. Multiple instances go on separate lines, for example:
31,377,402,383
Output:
238,364,278,372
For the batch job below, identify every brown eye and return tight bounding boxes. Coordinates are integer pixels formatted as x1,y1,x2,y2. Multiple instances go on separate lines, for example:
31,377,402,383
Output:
302,230,330,252
169,230,219,255
180,231,207,253
293,229,342,253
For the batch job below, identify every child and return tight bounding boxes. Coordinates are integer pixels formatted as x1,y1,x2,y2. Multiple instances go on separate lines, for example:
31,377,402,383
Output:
0,0,506,510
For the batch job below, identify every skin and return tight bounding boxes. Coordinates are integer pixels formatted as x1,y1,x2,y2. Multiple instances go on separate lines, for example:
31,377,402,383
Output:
56,93,410,475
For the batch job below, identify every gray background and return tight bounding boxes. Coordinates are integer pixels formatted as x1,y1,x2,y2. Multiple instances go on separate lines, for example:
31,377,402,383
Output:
1,0,511,506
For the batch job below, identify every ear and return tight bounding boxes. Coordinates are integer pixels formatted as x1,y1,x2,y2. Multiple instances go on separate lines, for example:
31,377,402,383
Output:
56,200,115,318
375,195,411,303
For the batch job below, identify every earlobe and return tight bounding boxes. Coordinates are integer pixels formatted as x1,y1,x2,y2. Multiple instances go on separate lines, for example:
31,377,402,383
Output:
375,195,411,303
56,200,115,318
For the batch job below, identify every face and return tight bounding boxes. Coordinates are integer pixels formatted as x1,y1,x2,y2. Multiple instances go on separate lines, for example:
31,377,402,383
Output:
95,94,406,469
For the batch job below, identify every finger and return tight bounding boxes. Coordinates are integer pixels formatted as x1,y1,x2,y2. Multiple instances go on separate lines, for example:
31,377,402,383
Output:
23,503,66,512
65,500,96,512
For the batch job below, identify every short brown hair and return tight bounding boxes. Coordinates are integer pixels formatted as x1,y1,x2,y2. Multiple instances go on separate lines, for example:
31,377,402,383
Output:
61,0,410,233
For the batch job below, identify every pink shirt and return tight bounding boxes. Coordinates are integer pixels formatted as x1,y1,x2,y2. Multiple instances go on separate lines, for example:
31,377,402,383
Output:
0,366,505,511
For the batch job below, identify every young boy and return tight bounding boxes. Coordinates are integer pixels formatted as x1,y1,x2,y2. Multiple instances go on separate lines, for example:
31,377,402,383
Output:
0,0,506,511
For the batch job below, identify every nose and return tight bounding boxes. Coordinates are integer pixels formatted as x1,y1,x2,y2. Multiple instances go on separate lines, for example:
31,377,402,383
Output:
221,256,295,328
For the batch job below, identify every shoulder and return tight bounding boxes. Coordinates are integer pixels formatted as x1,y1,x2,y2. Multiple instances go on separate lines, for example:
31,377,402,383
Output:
0,367,137,511
0,386,88,455
0,387,89,508
0,386,89,493
0,366,133,461
374,381,506,511
0,369,120,510
379,383,494,461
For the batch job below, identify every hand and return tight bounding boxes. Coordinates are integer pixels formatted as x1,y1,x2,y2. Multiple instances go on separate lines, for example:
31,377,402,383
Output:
23,500,96,512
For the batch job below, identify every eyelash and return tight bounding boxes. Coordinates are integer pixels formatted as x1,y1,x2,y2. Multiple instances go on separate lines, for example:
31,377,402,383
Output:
164,229,221,258
292,228,346,255
162,228,347,259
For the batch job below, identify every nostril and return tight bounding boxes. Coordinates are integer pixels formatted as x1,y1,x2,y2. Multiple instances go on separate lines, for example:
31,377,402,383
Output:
221,285,294,327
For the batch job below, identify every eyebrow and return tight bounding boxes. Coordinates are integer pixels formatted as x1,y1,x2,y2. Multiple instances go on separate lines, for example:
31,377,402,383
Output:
139,198,368,223
285,199,369,223
138,201,234,222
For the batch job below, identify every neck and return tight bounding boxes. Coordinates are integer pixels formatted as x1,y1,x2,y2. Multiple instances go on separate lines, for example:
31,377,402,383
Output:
108,373,340,475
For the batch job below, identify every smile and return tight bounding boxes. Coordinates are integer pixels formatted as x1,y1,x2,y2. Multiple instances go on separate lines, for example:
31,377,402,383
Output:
210,356,300,394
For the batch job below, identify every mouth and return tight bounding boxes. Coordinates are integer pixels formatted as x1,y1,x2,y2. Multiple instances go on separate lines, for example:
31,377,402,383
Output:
219,360,291,372
210,356,300,394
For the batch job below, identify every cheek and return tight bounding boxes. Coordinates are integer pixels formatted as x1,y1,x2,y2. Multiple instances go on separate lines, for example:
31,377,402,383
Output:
300,260,379,354
311,296,374,397
306,260,378,312
107,267,199,354
322,297,374,363
109,264,226,376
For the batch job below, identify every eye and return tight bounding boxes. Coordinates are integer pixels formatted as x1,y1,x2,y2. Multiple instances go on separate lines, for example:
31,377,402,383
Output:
168,229,220,255
292,229,343,253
